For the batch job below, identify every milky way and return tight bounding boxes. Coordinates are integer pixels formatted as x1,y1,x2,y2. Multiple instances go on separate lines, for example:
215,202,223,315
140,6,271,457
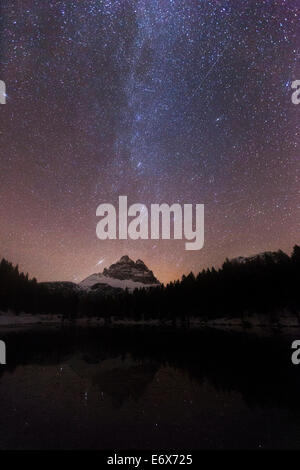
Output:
0,0,299,283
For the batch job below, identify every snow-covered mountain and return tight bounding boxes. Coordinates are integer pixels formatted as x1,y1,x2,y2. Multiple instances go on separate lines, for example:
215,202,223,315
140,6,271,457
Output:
230,250,289,265
40,281,82,292
39,256,160,297
79,255,160,293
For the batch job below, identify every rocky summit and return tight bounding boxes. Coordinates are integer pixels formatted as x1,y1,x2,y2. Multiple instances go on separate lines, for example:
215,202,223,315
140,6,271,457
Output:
40,256,160,295
78,256,160,293
102,255,159,285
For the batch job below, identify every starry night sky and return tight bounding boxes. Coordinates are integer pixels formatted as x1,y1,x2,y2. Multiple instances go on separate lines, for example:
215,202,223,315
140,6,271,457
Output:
0,0,299,284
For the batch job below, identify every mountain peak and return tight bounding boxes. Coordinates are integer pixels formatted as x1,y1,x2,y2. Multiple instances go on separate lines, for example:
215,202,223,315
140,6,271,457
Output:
119,255,133,263
136,259,146,266
103,256,159,285
230,250,289,265
79,256,160,292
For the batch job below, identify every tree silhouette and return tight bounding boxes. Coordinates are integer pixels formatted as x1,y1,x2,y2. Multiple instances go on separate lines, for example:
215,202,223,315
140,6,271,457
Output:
0,246,299,324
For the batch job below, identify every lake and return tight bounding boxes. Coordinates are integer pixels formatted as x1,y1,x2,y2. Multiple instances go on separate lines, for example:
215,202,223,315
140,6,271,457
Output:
0,324,299,449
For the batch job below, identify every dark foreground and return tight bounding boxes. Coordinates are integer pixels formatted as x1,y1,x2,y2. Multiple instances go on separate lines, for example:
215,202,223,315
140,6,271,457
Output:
0,324,300,449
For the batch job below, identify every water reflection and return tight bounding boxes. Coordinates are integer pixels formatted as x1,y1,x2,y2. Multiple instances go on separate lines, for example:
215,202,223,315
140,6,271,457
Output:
69,354,159,406
0,325,299,449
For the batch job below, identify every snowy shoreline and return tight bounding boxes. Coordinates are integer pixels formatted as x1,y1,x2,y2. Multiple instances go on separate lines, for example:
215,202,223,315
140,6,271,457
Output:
0,311,300,331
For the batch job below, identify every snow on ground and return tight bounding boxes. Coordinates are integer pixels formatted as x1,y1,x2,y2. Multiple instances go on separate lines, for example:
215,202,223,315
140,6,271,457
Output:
78,273,157,291
0,311,61,327
0,310,299,329
202,313,300,327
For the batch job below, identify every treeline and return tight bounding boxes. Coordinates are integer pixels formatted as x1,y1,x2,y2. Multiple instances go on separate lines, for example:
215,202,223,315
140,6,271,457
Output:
0,246,299,322
0,259,78,317
83,246,300,322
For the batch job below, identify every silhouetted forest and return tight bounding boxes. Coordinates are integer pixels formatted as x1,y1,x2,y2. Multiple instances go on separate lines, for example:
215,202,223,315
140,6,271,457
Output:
0,246,299,323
